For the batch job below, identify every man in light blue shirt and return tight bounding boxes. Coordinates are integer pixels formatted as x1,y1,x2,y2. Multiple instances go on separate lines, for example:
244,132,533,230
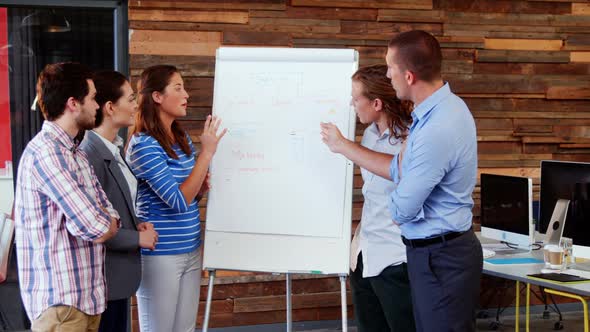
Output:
388,82,477,240
321,30,483,332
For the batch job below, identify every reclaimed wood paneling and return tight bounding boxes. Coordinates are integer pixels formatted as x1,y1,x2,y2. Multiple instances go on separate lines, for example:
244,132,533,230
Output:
129,9,249,24
571,51,590,62
434,0,572,14
290,0,433,10
130,54,216,77
250,7,378,21
129,30,221,56
377,9,445,22
573,3,590,15
476,50,570,62
292,33,390,46
444,23,562,39
445,12,590,27
128,0,590,329
249,17,341,33
130,20,249,31
474,62,590,75
341,20,442,35
447,74,548,94
129,0,287,11
234,291,352,313
547,86,590,99
483,38,563,50
437,35,485,48
564,34,590,50
223,31,291,45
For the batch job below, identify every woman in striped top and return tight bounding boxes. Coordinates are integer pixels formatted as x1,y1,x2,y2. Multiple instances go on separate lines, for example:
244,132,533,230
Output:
127,65,226,332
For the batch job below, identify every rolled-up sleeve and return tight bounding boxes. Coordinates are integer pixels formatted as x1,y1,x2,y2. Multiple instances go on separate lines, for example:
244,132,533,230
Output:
389,153,401,185
389,125,451,225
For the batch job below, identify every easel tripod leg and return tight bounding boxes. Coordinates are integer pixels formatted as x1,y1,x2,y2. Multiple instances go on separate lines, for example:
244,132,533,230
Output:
340,274,348,332
286,273,292,332
203,270,216,332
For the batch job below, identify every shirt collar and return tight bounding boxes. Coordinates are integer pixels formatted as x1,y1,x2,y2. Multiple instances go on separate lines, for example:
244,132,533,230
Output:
93,130,124,158
367,122,391,140
42,121,79,151
411,82,452,124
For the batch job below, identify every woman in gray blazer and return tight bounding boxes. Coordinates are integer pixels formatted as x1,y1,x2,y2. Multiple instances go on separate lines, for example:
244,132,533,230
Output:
80,70,159,332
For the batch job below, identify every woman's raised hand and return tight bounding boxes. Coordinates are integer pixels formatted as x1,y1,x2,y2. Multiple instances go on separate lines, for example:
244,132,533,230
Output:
200,115,227,156
320,122,347,154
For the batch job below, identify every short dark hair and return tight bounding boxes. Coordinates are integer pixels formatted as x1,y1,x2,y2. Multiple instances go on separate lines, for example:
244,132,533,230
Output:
388,30,442,82
93,70,128,127
36,62,93,121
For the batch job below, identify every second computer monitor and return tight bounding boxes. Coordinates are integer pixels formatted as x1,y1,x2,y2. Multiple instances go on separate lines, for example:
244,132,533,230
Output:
480,173,533,249
540,160,590,259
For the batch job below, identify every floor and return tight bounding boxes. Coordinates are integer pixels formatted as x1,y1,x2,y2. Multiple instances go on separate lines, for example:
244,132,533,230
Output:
196,304,588,331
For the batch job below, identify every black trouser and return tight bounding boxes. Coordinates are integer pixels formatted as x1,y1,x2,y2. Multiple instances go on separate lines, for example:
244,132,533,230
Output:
350,253,416,332
98,298,129,332
0,282,30,331
406,230,483,332
0,246,30,331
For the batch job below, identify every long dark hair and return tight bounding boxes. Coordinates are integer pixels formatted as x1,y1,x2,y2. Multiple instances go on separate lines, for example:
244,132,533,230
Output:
93,70,128,127
132,65,191,159
351,64,412,141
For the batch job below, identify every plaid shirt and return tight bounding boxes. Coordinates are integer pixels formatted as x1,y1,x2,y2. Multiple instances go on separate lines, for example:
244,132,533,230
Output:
14,121,120,320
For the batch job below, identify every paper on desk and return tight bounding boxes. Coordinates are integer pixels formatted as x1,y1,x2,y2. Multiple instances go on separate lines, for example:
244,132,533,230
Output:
482,243,529,255
485,258,544,265
481,243,511,250
565,268,590,279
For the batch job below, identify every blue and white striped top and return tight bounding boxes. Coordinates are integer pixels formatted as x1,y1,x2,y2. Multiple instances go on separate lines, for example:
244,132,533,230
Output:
126,132,201,256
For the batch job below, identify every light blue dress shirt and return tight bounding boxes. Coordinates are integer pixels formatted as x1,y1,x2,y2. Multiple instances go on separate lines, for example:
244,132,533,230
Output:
388,83,477,240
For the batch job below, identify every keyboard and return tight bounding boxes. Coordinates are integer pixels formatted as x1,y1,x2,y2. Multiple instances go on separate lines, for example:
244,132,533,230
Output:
482,248,496,259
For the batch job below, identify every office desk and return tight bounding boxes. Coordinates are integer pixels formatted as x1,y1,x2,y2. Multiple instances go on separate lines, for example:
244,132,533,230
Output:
481,238,590,331
485,250,590,296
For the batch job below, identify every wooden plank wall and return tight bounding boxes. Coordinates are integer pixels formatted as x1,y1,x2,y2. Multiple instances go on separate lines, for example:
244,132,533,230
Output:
128,0,590,329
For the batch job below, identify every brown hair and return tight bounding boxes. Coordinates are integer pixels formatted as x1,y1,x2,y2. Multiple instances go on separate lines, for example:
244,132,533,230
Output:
36,62,93,121
388,30,442,82
93,70,128,127
352,64,412,141
132,65,191,159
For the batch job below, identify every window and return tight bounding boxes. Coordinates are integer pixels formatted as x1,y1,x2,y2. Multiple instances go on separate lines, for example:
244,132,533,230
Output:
0,0,128,215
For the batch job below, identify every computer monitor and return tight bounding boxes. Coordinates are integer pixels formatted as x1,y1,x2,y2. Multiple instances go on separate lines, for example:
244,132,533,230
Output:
539,160,590,259
480,173,533,250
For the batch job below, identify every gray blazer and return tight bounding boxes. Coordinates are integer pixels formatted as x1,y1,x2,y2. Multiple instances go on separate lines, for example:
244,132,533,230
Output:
80,130,141,301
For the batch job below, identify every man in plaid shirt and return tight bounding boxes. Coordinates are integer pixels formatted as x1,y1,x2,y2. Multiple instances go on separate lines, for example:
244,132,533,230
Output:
14,62,120,332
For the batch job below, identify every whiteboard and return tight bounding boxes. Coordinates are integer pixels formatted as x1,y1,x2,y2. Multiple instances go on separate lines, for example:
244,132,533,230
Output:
203,47,358,274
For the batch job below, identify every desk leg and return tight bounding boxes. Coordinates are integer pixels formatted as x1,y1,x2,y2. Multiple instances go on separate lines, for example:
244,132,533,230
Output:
544,288,589,332
514,280,520,332
526,283,531,332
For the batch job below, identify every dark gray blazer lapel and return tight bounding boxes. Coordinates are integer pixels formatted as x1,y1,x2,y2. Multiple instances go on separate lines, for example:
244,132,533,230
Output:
86,131,138,228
